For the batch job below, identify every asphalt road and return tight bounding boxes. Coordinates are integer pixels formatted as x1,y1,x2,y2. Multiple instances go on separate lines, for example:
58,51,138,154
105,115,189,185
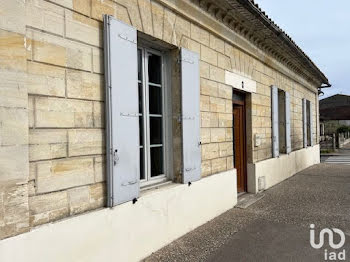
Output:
145,162,350,262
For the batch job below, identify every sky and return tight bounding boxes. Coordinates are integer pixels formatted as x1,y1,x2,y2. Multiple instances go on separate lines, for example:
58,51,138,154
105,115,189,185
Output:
254,0,350,98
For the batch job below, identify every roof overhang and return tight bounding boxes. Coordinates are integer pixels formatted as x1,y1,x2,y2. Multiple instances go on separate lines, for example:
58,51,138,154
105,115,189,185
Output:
193,0,330,87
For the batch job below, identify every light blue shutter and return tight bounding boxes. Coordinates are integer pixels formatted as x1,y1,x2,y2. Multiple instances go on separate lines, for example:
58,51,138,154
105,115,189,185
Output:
302,98,307,148
310,103,314,146
181,48,201,183
104,15,139,206
271,86,279,158
285,92,291,154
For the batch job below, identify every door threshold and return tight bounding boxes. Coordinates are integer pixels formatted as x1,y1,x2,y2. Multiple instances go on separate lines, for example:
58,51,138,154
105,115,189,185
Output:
237,192,247,198
236,193,265,209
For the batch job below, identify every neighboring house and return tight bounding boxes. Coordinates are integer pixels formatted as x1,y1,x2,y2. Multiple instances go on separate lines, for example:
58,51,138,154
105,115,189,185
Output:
0,0,329,261
319,94,350,135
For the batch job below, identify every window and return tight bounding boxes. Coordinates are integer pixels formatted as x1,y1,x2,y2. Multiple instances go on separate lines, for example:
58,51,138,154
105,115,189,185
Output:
302,98,313,148
271,86,291,157
138,47,167,186
278,89,286,154
306,100,311,146
104,16,201,206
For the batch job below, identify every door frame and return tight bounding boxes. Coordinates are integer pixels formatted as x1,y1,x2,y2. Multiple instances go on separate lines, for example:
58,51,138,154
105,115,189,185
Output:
232,92,247,193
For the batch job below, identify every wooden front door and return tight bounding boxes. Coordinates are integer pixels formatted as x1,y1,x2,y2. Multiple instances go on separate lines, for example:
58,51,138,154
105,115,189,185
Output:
232,94,247,192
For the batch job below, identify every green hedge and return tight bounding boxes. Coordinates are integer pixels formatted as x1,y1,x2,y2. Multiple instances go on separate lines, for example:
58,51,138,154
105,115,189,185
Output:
337,125,350,134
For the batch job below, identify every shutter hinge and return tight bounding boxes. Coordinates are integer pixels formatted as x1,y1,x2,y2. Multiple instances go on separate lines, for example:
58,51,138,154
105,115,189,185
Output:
178,58,194,64
174,115,182,123
174,115,195,122
118,34,136,44
182,116,195,120
120,112,141,117
121,181,137,186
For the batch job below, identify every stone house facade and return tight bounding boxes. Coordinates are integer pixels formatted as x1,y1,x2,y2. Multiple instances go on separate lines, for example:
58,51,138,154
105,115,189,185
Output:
0,0,329,261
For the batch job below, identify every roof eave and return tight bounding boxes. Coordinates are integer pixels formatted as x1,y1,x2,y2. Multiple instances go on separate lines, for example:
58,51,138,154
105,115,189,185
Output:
229,0,330,86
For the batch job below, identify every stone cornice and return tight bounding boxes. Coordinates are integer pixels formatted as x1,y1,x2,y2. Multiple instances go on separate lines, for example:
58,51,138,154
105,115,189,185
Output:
154,0,321,92
192,0,329,87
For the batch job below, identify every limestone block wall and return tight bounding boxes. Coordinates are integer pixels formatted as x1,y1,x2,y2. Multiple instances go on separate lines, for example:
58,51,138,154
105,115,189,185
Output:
0,0,29,240
25,0,106,229
0,0,319,239
250,66,318,162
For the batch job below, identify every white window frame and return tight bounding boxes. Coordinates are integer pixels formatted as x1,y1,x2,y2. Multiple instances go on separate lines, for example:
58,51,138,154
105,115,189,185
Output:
138,45,170,187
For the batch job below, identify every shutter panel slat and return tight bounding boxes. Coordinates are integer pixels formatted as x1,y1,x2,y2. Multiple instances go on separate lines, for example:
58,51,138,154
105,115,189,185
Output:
181,48,201,183
310,103,314,146
271,86,279,158
285,92,291,154
104,15,139,206
302,98,307,148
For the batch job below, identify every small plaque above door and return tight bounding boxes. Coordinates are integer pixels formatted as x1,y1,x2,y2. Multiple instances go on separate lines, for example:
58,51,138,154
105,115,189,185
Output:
225,70,256,93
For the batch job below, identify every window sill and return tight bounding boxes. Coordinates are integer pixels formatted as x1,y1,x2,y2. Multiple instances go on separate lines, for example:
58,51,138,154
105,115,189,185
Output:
140,180,174,196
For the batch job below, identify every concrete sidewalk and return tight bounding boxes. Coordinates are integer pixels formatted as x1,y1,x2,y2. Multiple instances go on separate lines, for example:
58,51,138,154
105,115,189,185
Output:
145,163,350,262
321,140,350,157
321,141,350,165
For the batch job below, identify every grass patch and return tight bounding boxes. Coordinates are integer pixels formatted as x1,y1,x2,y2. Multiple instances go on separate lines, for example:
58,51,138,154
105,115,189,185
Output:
320,149,334,154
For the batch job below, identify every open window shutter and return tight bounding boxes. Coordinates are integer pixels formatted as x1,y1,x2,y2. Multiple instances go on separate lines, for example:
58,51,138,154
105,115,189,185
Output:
271,86,279,158
181,48,201,183
104,15,139,206
309,102,314,146
285,92,291,154
302,98,307,148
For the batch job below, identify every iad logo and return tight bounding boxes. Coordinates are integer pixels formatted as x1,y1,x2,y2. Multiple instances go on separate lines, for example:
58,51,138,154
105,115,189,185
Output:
310,224,346,261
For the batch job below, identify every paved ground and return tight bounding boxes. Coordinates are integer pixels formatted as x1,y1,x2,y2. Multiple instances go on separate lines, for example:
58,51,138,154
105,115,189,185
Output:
145,161,350,261
337,141,350,155
321,142,350,165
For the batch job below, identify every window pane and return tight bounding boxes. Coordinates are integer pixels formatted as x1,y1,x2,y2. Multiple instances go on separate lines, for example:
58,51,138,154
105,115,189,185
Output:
307,101,311,146
149,86,162,114
138,49,142,81
150,117,163,145
148,53,161,84
139,116,143,146
232,92,245,102
151,147,164,177
140,148,145,180
138,83,143,113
